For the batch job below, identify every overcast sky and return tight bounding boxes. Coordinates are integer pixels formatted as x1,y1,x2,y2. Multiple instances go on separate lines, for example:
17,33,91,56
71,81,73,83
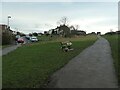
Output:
1,1,118,34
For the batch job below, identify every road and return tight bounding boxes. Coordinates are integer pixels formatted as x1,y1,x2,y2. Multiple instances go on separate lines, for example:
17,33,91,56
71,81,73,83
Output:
47,37,118,88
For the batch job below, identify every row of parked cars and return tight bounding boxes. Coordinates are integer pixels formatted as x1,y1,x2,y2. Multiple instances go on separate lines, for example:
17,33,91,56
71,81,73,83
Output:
15,35,39,44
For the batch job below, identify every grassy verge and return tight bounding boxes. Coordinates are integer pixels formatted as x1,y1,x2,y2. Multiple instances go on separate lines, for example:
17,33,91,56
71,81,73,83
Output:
2,45,12,49
104,35,119,85
3,35,97,88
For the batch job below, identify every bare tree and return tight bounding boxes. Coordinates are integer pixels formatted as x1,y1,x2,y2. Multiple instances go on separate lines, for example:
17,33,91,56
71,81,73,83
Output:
69,25,75,30
74,24,80,30
57,16,69,26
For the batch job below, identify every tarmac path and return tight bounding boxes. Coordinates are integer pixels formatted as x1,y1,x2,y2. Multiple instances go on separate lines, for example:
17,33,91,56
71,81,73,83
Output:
48,36,118,88
0,44,21,56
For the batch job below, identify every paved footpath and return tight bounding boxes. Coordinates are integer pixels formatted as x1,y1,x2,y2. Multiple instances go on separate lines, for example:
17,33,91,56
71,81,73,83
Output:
0,44,21,56
48,37,118,88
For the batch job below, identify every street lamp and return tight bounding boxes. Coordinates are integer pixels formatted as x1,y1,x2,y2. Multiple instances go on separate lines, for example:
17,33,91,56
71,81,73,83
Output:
7,16,11,29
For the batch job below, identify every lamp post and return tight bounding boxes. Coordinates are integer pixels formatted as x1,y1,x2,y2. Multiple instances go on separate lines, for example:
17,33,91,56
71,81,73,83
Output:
7,16,11,29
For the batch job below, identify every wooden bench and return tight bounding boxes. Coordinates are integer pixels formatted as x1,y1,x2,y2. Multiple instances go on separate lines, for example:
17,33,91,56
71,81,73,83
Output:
60,41,73,52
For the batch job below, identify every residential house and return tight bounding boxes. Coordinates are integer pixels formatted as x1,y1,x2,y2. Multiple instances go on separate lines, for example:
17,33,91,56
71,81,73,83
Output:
0,24,13,34
56,24,71,37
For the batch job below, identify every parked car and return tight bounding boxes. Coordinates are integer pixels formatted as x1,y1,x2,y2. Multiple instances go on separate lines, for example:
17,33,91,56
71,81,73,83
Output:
17,37,24,43
30,36,38,42
25,35,31,40
15,35,20,41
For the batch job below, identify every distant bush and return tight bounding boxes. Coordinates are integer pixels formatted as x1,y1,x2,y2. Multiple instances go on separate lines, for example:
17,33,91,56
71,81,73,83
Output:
105,32,116,35
33,32,38,36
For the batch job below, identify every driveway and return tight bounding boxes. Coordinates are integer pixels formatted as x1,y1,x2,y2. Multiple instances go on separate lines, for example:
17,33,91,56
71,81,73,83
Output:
47,36,118,88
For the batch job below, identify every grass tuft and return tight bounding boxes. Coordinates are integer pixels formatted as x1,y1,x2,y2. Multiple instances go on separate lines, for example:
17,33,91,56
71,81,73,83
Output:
104,35,120,86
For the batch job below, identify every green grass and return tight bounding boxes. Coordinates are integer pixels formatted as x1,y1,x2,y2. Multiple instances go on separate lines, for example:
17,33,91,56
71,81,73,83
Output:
2,45,12,49
37,35,97,43
3,35,97,88
104,35,120,85
0,56,2,88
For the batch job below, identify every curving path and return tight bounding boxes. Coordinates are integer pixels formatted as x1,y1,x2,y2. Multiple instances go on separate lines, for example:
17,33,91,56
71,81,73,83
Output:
48,36,118,88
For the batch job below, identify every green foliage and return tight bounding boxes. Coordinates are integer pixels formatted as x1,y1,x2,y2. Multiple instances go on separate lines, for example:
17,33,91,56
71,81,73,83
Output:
32,32,38,36
3,35,97,88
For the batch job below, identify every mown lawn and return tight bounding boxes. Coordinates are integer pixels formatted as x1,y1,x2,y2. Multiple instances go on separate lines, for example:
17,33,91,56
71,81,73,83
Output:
3,35,97,88
104,35,120,85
